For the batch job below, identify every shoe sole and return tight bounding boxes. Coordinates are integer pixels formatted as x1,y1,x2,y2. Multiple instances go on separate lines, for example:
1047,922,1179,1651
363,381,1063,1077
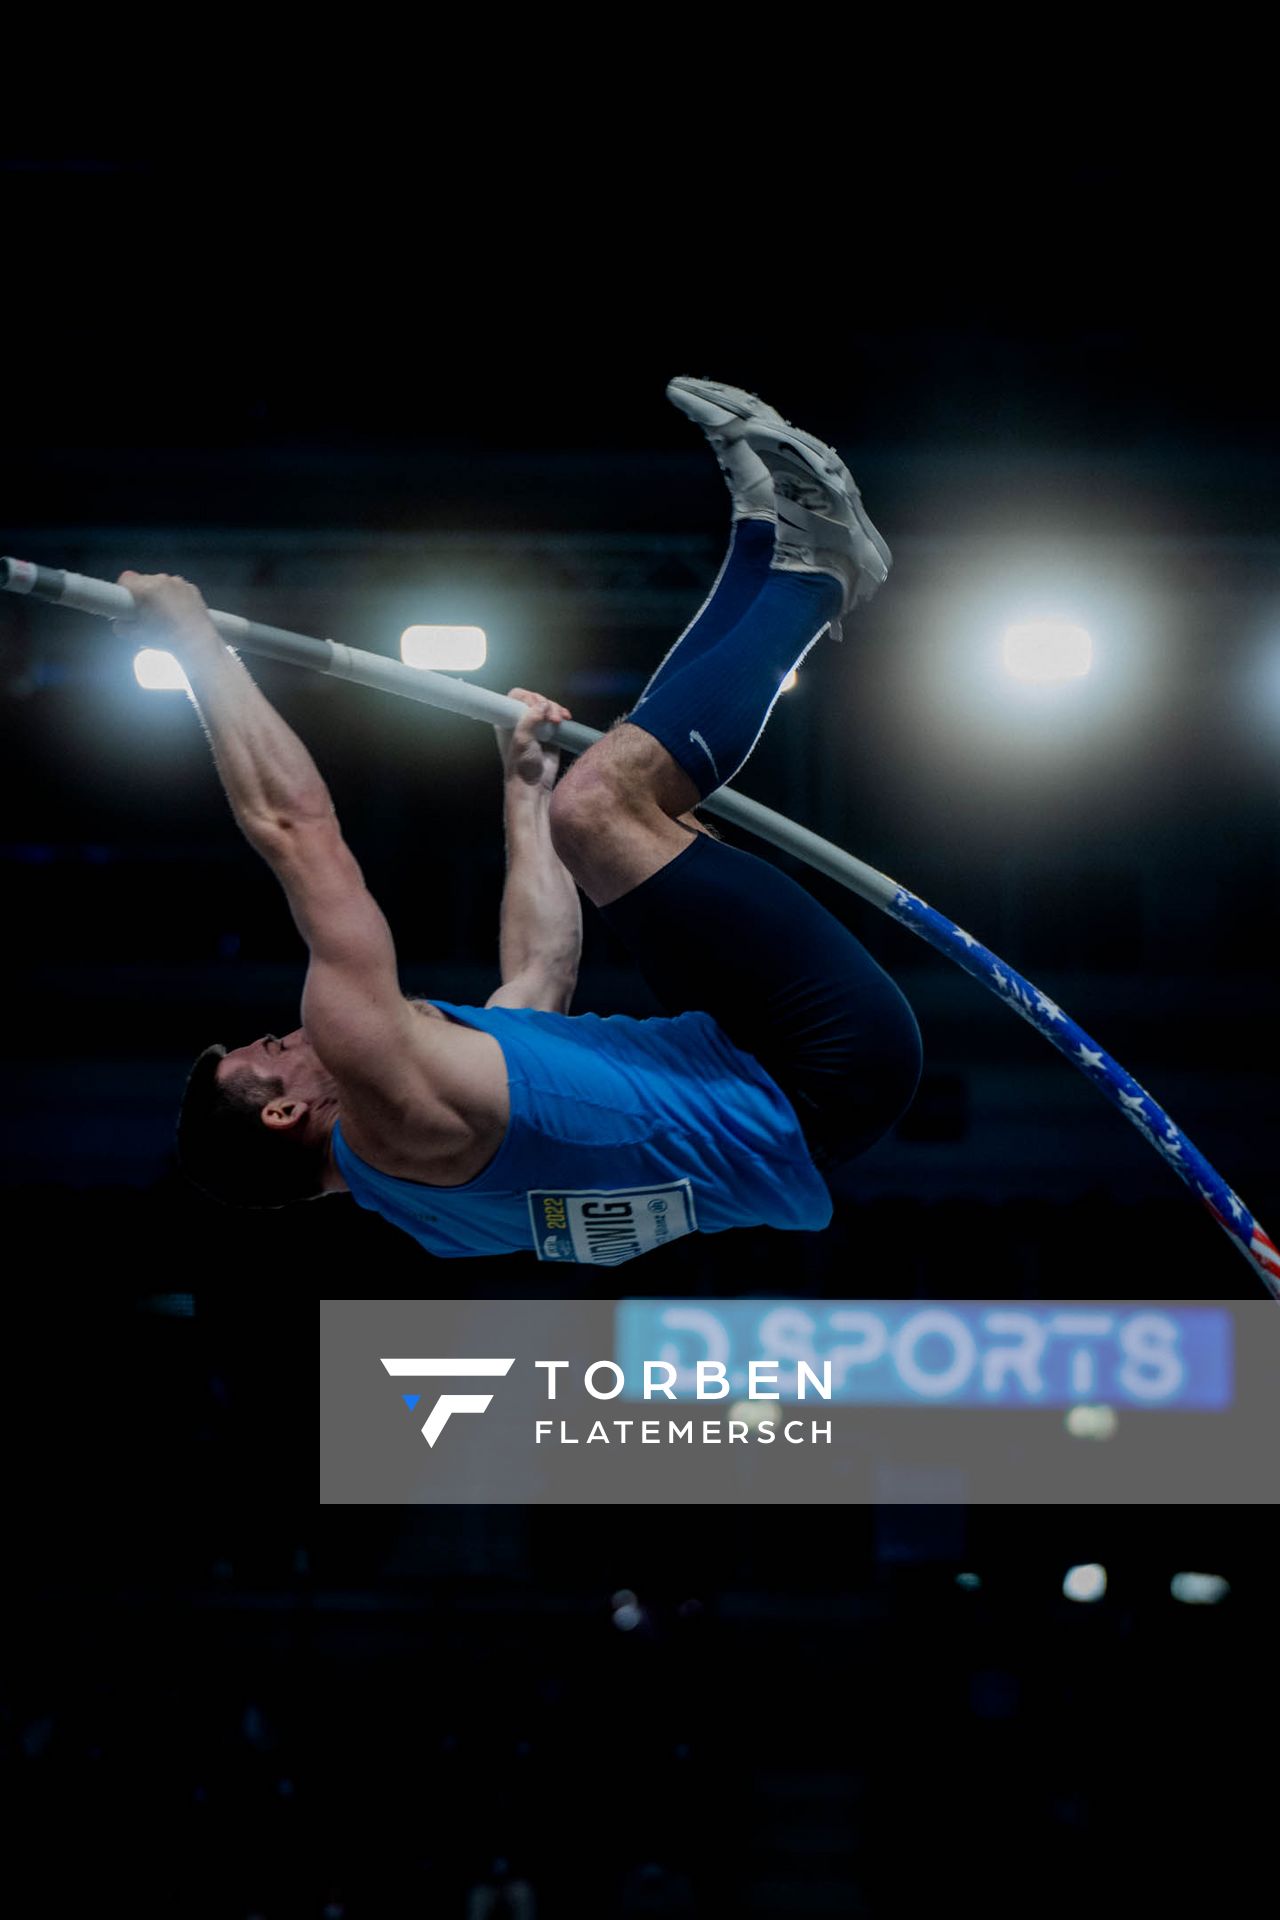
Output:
742,424,892,588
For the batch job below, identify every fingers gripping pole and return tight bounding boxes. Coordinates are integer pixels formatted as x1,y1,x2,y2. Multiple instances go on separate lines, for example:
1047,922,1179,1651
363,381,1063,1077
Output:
6,557,1276,1295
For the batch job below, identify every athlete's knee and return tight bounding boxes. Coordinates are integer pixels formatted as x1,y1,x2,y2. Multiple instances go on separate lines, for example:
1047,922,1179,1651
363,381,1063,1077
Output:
555,722,699,840
549,753,625,863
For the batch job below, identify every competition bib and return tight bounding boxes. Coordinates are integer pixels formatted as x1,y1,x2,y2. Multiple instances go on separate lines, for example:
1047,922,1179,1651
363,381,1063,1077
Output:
528,1182,697,1266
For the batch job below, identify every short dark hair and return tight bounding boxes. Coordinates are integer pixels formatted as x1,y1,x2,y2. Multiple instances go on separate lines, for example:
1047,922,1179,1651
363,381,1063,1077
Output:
177,1043,329,1208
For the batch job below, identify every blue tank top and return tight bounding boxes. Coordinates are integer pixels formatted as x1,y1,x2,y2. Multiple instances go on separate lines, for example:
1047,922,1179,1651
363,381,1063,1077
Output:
330,999,831,1266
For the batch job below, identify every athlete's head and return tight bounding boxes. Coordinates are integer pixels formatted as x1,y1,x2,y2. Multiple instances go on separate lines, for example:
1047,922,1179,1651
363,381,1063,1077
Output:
178,1027,340,1207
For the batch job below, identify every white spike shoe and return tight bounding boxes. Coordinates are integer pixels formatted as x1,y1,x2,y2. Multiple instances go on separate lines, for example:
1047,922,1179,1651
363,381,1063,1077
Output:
747,424,892,626
668,376,892,637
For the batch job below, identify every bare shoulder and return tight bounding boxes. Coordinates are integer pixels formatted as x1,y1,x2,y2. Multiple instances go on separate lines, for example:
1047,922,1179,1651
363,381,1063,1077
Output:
331,999,512,1182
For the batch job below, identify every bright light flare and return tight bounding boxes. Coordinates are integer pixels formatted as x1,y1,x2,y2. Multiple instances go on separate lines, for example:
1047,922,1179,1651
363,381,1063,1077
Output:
400,625,487,671
1001,620,1093,683
133,649,191,692
1063,1562,1108,1604
780,667,799,692
1171,1572,1230,1606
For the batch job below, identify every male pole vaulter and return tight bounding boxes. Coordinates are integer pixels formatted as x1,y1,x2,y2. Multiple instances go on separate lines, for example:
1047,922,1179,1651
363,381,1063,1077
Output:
125,380,920,1267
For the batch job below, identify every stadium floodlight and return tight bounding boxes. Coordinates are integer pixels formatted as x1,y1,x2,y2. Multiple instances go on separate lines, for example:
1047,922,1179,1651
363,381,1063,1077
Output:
400,625,487,672
1170,1572,1230,1606
133,648,191,692
1063,1563,1108,1603
1001,620,1093,684
912,547,1150,756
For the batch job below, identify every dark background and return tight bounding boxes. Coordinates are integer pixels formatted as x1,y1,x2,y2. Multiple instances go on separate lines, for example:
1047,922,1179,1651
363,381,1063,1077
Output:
3,106,1277,1915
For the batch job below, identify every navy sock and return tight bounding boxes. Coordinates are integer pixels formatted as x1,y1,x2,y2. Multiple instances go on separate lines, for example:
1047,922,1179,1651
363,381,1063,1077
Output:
633,515,777,707
626,564,843,799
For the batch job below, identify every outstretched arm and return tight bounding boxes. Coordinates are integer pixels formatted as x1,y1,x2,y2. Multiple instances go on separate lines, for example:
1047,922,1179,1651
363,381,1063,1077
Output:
116,573,408,1071
487,690,583,1014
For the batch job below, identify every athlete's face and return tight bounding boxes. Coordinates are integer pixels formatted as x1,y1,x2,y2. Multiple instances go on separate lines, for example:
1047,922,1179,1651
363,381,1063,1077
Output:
216,1028,337,1130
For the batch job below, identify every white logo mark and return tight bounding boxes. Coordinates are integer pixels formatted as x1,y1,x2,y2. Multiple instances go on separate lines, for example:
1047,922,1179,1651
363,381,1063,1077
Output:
381,1357,515,1446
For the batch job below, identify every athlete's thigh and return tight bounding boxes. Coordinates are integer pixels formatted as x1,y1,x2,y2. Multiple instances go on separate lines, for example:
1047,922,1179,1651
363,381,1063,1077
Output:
600,833,897,1069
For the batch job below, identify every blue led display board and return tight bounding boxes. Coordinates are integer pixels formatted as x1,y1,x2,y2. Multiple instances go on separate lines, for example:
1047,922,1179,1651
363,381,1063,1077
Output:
615,1302,1233,1408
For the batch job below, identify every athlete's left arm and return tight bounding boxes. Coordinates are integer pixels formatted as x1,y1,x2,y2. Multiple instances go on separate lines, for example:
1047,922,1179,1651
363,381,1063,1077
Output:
487,691,582,1015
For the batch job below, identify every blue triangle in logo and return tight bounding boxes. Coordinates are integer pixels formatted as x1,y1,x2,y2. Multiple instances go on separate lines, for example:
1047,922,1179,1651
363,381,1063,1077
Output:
402,1393,420,1412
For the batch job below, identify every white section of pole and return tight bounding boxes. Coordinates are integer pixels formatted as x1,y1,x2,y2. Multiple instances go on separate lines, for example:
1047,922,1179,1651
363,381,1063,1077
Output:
1,557,898,908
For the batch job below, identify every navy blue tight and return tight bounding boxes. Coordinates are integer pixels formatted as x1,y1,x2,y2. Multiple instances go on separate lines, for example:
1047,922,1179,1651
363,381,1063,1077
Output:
601,831,922,1174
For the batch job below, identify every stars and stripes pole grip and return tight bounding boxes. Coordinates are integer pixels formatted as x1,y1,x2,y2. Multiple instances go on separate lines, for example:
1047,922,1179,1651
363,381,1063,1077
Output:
885,888,1280,1299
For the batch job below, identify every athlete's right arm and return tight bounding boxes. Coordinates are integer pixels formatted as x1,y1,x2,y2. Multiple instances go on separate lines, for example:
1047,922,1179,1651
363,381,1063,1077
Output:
116,573,411,1071
488,690,583,1014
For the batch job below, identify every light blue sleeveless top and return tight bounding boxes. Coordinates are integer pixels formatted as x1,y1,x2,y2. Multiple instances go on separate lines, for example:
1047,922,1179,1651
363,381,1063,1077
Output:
330,999,831,1267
